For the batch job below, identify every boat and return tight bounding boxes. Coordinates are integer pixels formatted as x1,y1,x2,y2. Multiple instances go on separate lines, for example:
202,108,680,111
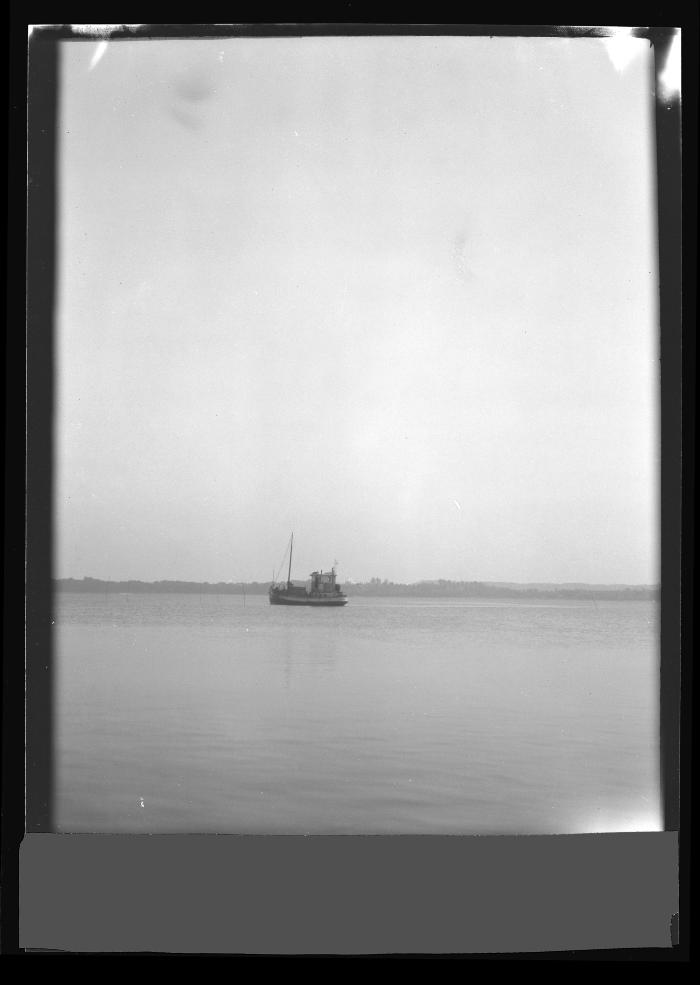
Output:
269,533,348,606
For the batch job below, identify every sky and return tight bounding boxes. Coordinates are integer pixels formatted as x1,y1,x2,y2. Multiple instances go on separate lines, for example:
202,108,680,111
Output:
55,34,659,585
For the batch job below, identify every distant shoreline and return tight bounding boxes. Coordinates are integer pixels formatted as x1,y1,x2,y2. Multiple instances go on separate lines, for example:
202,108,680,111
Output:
53,577,659,602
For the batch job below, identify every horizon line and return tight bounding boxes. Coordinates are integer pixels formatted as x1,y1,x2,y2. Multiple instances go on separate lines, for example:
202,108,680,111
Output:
53,575,660,589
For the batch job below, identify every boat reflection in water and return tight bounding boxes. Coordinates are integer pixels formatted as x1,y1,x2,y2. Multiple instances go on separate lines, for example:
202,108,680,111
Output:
269,534,348,607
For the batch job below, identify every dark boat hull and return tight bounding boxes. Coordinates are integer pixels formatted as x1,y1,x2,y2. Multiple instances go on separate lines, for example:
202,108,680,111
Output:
269,591,347,606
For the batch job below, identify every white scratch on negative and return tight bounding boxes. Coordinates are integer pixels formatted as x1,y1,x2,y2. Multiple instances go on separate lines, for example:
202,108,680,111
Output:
659,30,681,101
601,27,645,75
89,40,109,71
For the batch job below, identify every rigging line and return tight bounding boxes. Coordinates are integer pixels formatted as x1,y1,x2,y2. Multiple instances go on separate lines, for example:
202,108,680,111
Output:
274,534,293,584
274,545,287,583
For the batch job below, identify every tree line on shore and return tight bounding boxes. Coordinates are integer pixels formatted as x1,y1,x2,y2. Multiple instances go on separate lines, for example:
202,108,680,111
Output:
54,576,658,601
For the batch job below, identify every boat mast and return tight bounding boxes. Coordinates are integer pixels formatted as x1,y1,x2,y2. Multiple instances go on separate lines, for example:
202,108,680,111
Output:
287,532,293,588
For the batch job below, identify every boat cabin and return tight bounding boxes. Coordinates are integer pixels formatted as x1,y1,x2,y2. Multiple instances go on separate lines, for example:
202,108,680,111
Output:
308,569,343,597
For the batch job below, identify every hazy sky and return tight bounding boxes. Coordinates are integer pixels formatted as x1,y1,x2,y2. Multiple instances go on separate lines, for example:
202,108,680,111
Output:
55,34,659,585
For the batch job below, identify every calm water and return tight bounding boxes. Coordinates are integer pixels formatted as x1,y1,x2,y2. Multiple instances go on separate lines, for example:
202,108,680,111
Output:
54,592,661,834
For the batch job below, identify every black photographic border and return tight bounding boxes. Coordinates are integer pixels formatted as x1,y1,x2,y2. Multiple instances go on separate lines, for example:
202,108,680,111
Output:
6,17,692,956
